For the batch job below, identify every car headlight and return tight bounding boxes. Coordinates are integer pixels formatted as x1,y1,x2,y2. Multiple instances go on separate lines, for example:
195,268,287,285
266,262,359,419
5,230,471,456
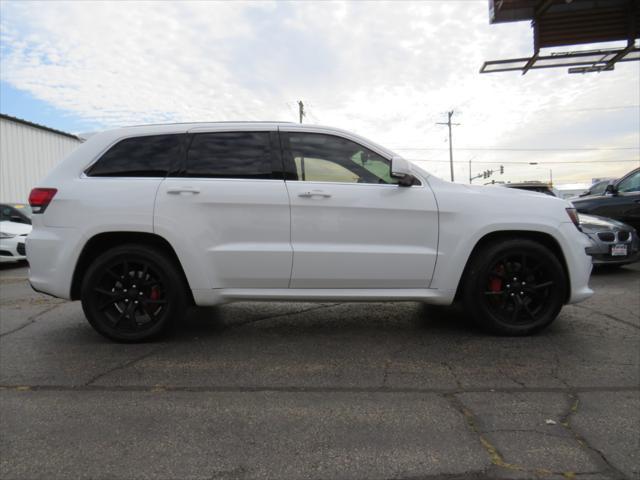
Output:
0,231,17,239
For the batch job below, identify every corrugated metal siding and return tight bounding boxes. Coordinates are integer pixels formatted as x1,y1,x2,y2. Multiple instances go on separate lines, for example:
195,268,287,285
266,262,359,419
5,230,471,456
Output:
0,117,82,202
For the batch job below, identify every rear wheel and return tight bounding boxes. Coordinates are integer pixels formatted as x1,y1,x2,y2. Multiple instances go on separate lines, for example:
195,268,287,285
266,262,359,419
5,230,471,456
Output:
81,244,187,342
462,239,567,336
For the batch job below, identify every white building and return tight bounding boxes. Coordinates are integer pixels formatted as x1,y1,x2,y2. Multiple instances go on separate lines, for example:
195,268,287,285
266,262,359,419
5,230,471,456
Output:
0,114,83,203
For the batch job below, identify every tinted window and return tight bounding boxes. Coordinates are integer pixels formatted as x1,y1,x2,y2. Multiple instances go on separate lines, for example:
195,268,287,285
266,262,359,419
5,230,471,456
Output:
0,205,30,224
186,132,273,179
287,133,398,184
617,171,640,193
87,135,181,177
0,205,13,221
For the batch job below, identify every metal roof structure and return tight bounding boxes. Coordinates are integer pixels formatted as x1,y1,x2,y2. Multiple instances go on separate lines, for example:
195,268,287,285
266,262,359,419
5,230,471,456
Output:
481,0,640,74
0,113,80,140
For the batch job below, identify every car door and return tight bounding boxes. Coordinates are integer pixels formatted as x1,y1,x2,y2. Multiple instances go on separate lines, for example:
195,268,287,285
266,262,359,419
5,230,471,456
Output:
610,169,640,231
280,127,439,289
154,127,292,289
583,170,640,231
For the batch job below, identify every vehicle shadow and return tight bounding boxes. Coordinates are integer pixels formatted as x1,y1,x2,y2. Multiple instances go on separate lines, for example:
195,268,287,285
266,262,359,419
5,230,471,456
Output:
0,260,28,271
591,264,640,276
173,301,483,341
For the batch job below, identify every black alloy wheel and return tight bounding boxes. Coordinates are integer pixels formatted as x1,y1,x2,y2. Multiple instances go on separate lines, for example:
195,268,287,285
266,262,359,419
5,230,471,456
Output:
462,238,567,336
81,245,187,342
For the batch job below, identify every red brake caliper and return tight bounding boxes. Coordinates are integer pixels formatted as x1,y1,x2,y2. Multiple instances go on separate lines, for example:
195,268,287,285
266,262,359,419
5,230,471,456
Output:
144,286,161,315
149,286,160,301
489,265,504,292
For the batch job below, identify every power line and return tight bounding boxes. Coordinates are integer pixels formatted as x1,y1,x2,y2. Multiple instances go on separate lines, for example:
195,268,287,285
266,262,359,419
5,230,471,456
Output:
549,105,640,112
409,159,639,164
394,146,639,151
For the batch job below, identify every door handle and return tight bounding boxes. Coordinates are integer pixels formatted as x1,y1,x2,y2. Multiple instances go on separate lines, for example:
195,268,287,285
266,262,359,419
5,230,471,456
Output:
298,190,332,198
167,187,200,195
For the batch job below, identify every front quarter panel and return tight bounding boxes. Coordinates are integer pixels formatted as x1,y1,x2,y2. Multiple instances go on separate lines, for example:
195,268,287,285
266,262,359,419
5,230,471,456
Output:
426,178,593,303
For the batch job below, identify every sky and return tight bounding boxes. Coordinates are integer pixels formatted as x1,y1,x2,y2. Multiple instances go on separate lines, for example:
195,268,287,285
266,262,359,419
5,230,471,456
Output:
0,0,638,185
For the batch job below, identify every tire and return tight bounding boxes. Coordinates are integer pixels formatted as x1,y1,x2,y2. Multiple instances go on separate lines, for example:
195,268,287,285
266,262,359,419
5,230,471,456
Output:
461,238,567,336
81,244,188,342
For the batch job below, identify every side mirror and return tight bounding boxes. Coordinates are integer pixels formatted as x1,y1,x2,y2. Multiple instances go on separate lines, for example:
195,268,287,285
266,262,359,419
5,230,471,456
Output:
604,184,617,195
391,156,415,187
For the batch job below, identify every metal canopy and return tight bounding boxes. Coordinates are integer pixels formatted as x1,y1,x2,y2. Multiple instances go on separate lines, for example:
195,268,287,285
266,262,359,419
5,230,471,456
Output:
482,0,640,74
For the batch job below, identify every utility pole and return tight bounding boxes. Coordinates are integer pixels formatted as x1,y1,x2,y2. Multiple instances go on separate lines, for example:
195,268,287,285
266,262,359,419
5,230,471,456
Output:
298,100,305,124
436,110,460,182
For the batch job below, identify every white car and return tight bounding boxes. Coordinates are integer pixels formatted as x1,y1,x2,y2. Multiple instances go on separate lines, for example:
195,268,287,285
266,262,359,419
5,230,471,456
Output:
0,220,30,263
26,123,593,342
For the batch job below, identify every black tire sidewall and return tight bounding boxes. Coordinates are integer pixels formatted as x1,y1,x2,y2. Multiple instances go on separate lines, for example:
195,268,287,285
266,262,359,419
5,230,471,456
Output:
463,239,567,336
81,245,186,342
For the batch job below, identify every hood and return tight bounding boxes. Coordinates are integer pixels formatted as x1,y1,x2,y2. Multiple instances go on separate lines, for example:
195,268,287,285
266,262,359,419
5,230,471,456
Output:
578,213,635,232
0,221,32,235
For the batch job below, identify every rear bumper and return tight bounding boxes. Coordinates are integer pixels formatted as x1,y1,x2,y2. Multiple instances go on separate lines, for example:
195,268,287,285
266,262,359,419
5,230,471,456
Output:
27,226,80,300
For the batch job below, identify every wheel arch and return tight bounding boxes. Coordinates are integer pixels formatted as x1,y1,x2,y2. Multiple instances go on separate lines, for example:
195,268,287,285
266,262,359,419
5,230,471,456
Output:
70,231,194,305
454,230,571,303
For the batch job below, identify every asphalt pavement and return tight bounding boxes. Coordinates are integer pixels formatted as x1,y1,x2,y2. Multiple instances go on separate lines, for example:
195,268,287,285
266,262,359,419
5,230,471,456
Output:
0,261,638,480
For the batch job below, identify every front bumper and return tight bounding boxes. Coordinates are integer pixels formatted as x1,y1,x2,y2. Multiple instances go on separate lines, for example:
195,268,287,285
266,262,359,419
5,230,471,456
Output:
558,223,594,304
0,236,27,263
584,232,640,266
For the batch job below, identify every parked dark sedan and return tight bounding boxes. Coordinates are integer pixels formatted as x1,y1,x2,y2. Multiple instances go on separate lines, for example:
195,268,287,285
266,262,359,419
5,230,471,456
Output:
577,178,614,198
572,168,640,232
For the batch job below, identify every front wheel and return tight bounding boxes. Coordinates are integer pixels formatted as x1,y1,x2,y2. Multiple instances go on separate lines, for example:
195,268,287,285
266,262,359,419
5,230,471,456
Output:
81,244,187,342
462,239,567,336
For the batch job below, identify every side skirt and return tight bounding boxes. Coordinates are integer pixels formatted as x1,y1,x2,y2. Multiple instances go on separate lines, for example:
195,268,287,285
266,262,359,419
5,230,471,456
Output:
192,288,455,306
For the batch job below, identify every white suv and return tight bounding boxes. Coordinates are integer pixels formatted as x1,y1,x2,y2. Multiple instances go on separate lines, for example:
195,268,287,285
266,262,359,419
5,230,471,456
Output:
27,123,593,341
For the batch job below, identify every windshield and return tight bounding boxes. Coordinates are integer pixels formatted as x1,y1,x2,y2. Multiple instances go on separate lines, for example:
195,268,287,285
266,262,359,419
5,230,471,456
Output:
10,204,32,218
589,181,609,196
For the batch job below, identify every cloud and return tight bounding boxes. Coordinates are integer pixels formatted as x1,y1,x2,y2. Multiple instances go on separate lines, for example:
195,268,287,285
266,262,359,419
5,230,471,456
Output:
1,0,638,183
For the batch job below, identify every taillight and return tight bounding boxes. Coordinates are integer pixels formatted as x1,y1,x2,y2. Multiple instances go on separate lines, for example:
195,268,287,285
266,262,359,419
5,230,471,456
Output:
566,207,581,231
29,188,57,214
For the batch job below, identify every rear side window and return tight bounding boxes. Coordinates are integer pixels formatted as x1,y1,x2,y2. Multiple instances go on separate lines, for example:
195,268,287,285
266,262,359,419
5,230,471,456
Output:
86,134,182,177
186,132,273,179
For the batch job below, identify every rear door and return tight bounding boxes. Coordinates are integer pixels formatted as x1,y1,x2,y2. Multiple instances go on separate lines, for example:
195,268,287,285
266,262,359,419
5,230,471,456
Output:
154,127,292,290
280,127,439,289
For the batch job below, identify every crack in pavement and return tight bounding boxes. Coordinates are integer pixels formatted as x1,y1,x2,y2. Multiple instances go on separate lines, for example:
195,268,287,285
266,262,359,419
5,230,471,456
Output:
442,361,463,390
482,428,573,440
0,303,64,338
550,349,572,389
443,393,548,477
497,365,527,388
83,345,172,386
572,304,640,331
559,392,630,480
380,343,413,388
1,384,638,394
443,393,623,479
230,302,341,329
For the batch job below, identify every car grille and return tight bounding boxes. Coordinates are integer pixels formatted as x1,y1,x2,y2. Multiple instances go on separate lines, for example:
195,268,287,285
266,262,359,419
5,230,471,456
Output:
597,232,615,242
0,250,13,257
596,231,632,242
17,243,26,256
